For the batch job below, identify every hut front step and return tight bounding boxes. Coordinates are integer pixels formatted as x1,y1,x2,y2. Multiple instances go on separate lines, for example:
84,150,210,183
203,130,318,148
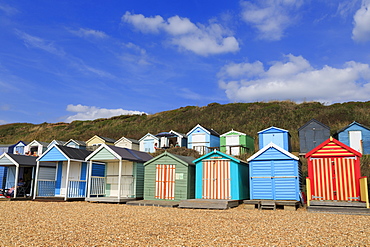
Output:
308,201,370,215
126,200,179,208
260,201,276,210
244,200,300,211
178,199,240,210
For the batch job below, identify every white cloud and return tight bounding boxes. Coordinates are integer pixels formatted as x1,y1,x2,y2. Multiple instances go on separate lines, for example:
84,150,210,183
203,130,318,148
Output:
65,104,146,123
122,11,239,56
0,3,19,15
240,0,304,40
0,120,7,125
71,28,108,39
352,0,370,42
218,54,370,104
15,30,66,56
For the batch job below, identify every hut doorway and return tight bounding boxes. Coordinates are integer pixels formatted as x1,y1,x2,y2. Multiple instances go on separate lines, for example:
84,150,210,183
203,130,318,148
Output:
311,157,359,201
202,160,231,200
155,165,175,200
349,131,362,153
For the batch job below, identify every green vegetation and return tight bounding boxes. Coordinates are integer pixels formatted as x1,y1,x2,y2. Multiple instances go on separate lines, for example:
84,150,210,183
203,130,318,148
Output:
1,101,370,151
2,100,370,182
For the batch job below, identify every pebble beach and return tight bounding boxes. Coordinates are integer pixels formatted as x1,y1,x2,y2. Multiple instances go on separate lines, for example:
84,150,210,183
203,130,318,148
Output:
0,201,369,246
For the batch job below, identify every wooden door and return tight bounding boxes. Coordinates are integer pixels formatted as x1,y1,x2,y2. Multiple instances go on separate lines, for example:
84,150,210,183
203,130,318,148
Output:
226,135,240,156
155,165,175,200
311,158,359,201
192,133,206,155
202,160,231,200
349,131,362,153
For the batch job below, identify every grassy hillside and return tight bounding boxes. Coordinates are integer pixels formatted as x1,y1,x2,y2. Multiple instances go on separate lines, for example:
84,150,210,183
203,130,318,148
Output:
1,101,370,152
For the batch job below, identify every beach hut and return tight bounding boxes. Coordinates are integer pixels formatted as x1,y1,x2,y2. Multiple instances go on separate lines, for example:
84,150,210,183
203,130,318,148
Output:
85,144,152,203
247,142,302,201
9,141,28,155
193,150,249,200
0,153,46,198
115,136,139,151
47,140,66,149
187,124,220,155
0,144,13,189
24,140,48,156
139,133,160,152
64,139,87,149
33,145,102,200
334,121,370,154
306,137,368,206
220,130,254,156
0,144,12,155
155,130,187,148
85,135,116,149
258,126,291,151
298,119,330,155
143,152,195,201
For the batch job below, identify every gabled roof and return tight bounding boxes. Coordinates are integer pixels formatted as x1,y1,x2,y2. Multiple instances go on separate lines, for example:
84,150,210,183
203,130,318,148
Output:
247,142,299,161
298,119,330,132
27,140,49,147
64,139,87,147
169,130,187,138
56,145,92,160
47,140,66,148
0,144,12,148
9,141,28,148
37,145,92,162
144,151,195,166
0,153,37,166
305,137,362,158
86,135,116,144
138,133,159,142
258,126,289,134
193,150,246,164
221,129,247,137
86,144,152,162
336,121,370,134
115,136,139,145
186,124,220,137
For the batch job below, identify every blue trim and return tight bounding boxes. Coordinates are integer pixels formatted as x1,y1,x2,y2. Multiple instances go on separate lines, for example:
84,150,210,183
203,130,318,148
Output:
55,161,63,195
80,162,87,180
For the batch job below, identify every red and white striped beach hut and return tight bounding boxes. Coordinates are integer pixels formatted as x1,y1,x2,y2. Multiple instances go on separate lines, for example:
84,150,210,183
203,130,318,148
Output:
306,137,368,205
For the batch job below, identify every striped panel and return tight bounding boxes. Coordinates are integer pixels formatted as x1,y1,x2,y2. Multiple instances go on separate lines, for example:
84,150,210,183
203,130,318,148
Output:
155,165,175,200
202,160,230,200
311,158,359,201
311,141,355,157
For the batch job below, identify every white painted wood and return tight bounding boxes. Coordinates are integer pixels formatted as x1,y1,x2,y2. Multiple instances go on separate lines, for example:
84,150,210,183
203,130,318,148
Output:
14,165,19,198
33,161,40,199
192,133,206,154
60,162,67,196
68,162,81,180
87,160,93,199
118,160,122,200
349,131,362,153
64,159,71,200
226,135,240,155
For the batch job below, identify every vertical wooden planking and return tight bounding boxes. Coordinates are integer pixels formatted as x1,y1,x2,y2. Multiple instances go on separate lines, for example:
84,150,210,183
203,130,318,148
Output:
155,164,176,200
202,160,231,200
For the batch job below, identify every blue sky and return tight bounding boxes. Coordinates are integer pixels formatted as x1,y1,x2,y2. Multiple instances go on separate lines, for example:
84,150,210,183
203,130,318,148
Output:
1,0,370,124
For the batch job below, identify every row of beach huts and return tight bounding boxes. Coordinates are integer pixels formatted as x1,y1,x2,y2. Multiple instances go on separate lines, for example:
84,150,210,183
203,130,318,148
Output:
0,120,369,213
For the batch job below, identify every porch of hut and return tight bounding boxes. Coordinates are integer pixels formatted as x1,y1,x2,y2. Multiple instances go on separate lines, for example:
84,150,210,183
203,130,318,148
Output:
33,145,97,201
85,145,152,203
0,153,39,200
33,160,90,201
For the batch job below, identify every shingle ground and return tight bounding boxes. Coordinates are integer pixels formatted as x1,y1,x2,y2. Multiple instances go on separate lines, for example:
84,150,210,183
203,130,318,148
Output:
0,201,369,246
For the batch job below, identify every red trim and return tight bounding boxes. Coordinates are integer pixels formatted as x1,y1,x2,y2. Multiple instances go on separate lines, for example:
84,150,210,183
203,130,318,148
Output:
306,137,362,158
